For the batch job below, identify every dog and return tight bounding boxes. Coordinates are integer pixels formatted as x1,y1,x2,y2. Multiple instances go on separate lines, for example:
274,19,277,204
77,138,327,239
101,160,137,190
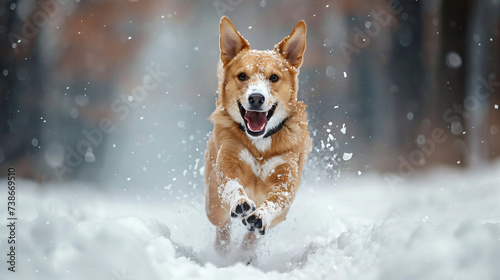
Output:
204,16,311,257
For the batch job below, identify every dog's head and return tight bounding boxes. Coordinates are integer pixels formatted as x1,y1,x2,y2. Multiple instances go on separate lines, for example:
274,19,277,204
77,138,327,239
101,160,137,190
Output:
218,16,306,139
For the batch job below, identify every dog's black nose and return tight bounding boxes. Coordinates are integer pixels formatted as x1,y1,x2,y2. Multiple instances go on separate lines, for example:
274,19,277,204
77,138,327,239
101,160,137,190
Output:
248,93,265,109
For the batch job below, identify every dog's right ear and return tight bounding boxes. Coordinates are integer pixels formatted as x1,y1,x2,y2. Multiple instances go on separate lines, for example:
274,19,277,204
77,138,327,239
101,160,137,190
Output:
220,16,250,65
275,20,306,69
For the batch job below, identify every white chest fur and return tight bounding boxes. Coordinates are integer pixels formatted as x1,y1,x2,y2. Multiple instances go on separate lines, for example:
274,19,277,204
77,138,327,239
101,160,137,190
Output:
251,137,272,152
239,149,286,180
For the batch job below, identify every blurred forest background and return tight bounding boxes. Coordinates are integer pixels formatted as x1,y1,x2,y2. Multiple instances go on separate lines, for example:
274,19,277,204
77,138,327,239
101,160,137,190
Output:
0,0,499,194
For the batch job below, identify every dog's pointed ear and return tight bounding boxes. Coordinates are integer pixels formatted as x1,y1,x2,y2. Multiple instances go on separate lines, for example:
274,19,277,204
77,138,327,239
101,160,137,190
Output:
219,16,250,65
275,20,306,69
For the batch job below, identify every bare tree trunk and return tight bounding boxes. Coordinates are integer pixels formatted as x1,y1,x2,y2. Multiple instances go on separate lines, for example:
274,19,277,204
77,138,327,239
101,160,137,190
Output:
465,0,500,167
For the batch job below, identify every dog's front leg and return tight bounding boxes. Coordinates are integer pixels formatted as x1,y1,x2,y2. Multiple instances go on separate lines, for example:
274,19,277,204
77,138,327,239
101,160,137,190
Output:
243,153,301,235
215,144,257,219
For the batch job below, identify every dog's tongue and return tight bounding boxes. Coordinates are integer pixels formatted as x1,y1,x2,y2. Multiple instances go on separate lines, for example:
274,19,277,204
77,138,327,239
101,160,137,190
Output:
244,111,267,132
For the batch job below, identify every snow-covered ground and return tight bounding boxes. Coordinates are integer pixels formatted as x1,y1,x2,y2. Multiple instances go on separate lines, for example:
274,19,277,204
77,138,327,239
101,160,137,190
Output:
1,163,500,280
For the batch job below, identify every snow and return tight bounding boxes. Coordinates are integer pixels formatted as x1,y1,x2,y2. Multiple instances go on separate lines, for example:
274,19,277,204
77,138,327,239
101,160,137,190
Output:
340,123,346,134
84,148,96,163
325,66,336,78
445,52,462,69
1,163,500,280
407,112,414,120
342,152,353,161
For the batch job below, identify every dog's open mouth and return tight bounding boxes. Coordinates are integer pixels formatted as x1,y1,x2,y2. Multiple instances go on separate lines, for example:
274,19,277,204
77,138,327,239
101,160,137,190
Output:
238,102,277,137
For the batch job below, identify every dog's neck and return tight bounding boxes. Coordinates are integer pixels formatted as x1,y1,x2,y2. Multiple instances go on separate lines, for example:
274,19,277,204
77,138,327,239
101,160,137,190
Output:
263,118,289,138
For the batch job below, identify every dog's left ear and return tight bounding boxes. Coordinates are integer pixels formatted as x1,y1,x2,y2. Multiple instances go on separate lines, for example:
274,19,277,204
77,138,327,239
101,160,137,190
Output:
275,20,307,69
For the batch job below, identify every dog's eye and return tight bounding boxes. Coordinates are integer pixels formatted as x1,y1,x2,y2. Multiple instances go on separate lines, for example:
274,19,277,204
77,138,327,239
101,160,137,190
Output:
269,74,279,82
238,73,247,81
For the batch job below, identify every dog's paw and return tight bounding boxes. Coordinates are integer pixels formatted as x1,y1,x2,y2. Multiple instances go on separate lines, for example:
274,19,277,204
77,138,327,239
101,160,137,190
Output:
242,210,269,236
230,198,256,219
240,251,257,265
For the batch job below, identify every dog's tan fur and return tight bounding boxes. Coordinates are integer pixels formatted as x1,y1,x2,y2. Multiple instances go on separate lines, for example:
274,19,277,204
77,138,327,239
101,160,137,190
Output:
205,16,311,255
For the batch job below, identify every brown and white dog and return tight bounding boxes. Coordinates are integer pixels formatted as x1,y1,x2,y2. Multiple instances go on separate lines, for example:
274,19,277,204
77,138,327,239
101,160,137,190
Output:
204,16,311,256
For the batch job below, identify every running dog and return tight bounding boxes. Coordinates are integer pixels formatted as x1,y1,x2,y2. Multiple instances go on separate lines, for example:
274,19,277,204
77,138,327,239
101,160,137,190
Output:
205,16,311,257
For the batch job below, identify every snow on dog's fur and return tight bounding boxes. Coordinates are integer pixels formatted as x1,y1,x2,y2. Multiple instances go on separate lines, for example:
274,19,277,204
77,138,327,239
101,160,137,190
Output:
204,16,311,259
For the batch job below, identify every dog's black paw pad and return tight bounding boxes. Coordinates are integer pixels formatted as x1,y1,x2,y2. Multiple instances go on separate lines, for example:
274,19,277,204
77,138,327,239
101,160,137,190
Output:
243,202,251,212
235,204,243,214
246,215,256,223
230,199,256,219
254,218,262,229
244,214,266,235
